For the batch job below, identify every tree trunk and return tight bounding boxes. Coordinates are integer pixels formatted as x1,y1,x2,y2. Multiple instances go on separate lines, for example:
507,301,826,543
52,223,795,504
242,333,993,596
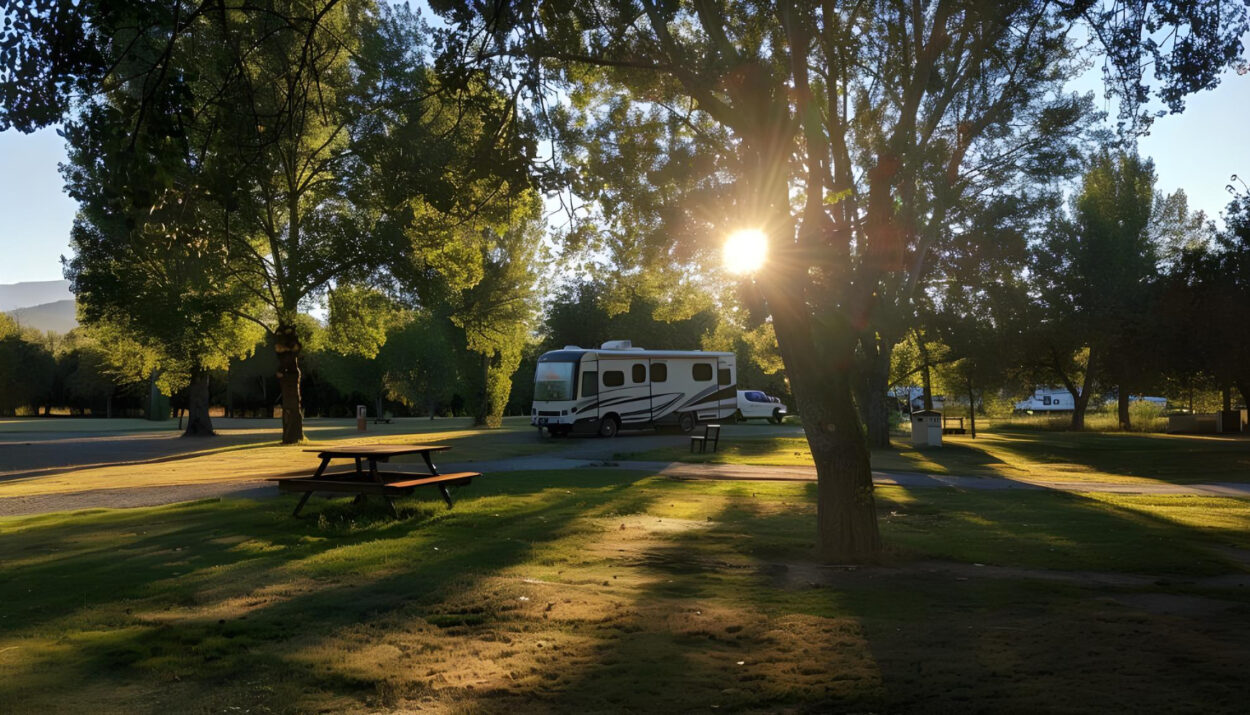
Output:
1071,394,1088,430
918,337,933,411
1237,380,1250,414
766,284,881,563
966,376,976,439
863,347,893,449
275,323,304,443
1060,348,1096,431
1118,388,1131,430
182,370,215,437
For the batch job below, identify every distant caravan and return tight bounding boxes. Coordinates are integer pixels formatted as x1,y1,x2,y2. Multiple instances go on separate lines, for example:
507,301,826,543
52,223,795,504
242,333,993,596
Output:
530,340,737,437
1014,387,1076,412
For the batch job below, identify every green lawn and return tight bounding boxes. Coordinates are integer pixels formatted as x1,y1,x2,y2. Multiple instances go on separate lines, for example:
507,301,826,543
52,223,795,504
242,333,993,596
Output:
0,417,559,498
2,468,1249,712
620,429,1250,484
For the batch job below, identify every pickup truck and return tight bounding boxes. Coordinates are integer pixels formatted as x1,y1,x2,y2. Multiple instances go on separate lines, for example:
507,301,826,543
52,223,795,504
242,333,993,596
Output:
736,390,788,424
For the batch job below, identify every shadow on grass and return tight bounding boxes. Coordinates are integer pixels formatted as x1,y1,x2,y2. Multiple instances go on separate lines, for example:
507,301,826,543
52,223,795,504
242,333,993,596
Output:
0,469,661,711
540,478,1250,711
2,468,1249,712
909,430,1250,484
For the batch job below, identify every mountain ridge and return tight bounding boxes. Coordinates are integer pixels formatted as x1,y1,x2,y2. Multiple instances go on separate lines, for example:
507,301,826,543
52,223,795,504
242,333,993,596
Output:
0,279,74,312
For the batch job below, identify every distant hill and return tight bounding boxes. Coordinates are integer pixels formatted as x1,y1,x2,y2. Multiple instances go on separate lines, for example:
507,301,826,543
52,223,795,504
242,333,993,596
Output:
0,280,73,312
7,299,78,334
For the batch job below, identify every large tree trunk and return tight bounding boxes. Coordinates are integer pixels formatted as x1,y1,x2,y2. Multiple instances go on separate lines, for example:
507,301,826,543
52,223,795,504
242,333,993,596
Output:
766,282,881,563
1118,388,1131,430
275,323,304,443
182,369,215,437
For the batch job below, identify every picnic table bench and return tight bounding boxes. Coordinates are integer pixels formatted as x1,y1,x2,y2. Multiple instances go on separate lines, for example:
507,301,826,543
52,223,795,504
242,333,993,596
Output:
270,445,479,518
690,424,721,453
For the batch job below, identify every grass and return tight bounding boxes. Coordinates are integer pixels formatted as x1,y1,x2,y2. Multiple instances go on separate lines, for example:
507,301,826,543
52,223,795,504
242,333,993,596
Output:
0,417,559,498
2,468,1249,712
620,429,1250,485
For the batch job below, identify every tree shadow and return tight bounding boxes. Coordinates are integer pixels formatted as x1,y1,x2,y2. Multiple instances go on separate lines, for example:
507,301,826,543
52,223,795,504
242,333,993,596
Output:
0,469,662,711
3,467,1250,712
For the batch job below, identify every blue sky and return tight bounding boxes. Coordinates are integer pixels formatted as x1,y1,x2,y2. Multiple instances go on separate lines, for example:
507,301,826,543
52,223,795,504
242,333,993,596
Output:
0,63,1246,285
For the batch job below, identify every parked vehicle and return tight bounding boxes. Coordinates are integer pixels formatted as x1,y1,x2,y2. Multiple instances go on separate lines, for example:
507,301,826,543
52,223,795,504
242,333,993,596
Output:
531,340,737,437
736,390,788,424
1014,387,1076,412
888,386,945,412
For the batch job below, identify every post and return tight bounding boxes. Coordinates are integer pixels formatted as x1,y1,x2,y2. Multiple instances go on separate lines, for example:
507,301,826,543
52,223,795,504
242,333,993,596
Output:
356,404,367,432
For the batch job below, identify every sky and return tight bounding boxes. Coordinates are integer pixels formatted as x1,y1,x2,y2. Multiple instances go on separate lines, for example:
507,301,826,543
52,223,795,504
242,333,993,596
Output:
0,54,1247,285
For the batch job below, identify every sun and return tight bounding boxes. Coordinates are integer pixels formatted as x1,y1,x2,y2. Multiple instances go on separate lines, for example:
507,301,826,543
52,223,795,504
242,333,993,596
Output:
723,228,769,275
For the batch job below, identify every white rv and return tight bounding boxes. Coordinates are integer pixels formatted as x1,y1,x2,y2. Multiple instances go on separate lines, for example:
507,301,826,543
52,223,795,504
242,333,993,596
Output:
531,340,737,437
1014,387,1076,412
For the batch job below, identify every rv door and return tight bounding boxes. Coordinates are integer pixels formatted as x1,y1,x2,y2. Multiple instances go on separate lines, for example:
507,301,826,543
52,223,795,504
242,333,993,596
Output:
580,359,598,423
717,357,735,418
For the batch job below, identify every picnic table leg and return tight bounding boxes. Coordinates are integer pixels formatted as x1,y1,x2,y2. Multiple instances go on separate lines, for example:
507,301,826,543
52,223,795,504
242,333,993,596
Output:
438,484,454,508
384,496,400,519
314,456,331,478
354,457,363,475
292,491,312,517
421,451,440,476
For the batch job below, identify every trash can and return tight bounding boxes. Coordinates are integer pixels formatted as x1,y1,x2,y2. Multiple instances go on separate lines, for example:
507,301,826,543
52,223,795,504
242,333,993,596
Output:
910,410,943,447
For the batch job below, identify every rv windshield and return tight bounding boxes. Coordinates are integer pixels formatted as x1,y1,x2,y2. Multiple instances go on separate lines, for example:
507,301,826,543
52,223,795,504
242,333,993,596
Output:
534,362,576,401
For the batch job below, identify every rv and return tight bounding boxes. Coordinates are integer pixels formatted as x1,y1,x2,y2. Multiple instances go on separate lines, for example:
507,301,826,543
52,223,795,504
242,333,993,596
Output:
1014,387,1076,412
531,340,737,437
889,386,945,412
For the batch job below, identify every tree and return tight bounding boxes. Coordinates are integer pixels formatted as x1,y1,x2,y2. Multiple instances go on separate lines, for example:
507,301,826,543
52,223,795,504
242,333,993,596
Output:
1032,151,1159,429
448,219,544,428
0,315,56,416
35,1,539,442
452,0,1246,560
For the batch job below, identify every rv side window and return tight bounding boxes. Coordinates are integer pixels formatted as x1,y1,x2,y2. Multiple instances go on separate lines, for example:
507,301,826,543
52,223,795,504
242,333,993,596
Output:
632,364,646,383
603,370,624,387
718,368,731,386
1043,396,1051,405
692,363,713,382
652,364,667,382
581,372,598,397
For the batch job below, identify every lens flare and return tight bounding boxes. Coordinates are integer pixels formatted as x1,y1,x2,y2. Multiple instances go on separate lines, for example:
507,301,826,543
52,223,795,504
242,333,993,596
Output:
723,229,768,275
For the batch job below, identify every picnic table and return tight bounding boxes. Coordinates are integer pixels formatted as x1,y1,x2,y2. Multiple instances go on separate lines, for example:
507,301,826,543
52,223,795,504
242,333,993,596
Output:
270,445,479,518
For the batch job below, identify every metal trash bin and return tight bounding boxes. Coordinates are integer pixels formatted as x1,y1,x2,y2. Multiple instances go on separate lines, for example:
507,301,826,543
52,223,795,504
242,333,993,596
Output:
910,410,943,447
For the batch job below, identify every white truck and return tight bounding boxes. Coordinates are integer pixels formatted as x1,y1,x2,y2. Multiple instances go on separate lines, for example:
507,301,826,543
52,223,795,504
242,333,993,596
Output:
531,340,737,437
736,390,788,423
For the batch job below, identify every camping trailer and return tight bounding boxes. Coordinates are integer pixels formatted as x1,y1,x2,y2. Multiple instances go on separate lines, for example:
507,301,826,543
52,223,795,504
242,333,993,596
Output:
531,340,737,437
1014,387,1076,412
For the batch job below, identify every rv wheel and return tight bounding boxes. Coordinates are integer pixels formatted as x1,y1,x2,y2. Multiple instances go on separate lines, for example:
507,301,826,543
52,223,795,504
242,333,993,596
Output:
678,412,696,433
598,415,620,438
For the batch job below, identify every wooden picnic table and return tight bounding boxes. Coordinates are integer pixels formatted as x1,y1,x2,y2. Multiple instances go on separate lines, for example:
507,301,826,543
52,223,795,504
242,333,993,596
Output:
270,444,479,518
